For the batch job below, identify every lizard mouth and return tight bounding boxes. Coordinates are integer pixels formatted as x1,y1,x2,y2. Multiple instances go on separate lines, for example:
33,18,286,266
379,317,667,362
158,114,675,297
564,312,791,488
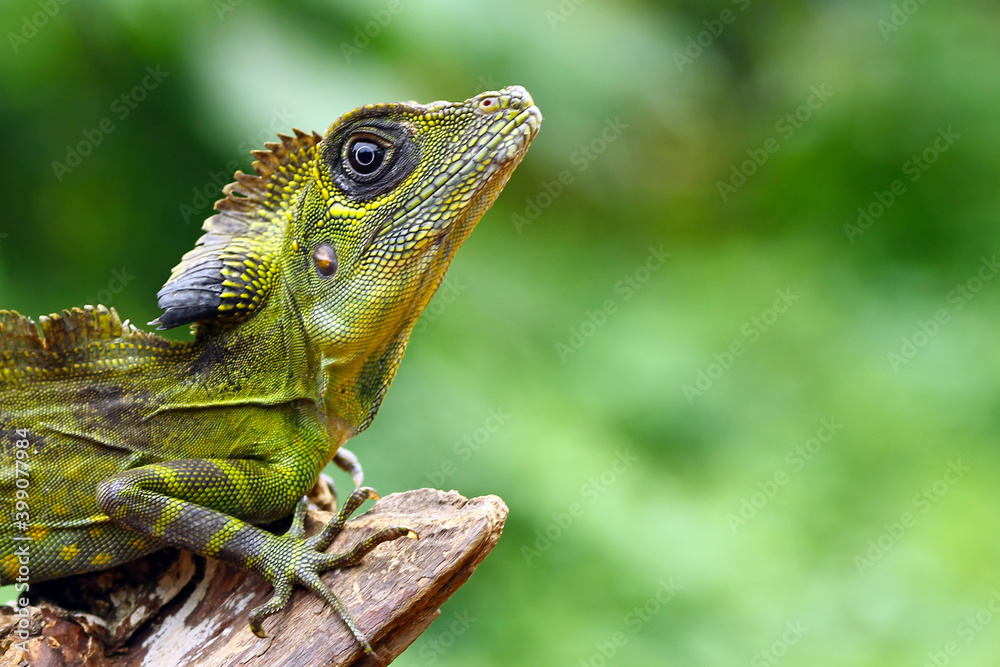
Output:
441,102,542,229
438,95,541,231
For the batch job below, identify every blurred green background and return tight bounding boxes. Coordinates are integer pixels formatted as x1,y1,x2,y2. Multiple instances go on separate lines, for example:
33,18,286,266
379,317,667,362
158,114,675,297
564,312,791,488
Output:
2,0,999,665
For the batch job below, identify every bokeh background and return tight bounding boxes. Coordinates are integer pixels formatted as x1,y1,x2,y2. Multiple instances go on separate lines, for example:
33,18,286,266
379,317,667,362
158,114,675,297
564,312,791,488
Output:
2,1,999,665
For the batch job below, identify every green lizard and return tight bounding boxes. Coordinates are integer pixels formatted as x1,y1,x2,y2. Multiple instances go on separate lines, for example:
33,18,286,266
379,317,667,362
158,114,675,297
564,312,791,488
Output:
0,86,540,652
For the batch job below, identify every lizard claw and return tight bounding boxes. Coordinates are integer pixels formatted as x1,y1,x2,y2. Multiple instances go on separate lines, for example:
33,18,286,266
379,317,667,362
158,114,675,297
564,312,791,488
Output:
333,447,366,489
246,486,413,651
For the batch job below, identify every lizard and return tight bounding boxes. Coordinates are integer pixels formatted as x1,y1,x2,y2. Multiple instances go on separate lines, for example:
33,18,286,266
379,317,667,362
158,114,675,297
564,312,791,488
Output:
0,85,541,653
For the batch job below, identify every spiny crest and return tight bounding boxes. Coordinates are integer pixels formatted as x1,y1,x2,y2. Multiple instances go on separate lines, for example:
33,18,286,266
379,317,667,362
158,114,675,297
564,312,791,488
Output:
153,129,324,330
0,309,41,354
1,306,184,382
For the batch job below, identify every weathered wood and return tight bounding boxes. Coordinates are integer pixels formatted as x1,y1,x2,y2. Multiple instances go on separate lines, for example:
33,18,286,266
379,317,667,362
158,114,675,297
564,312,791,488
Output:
0,489,508,667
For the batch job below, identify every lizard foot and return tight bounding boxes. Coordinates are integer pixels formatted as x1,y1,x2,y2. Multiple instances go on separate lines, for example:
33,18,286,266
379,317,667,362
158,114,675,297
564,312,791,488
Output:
248,486,418,653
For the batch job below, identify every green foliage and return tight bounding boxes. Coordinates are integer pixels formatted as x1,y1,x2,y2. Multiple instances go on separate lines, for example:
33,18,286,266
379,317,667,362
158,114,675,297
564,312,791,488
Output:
1,1,998,664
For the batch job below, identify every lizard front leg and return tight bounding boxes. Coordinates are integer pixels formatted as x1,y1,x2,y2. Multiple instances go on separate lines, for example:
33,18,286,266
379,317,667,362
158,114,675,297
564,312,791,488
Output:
95,457,415,652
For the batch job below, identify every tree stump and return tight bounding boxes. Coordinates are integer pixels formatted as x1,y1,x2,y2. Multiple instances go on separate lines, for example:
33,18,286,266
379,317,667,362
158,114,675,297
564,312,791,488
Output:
0,489,508,667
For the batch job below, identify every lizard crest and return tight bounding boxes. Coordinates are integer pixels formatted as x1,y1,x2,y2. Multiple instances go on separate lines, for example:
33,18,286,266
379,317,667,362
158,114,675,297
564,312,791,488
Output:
153,129,324,329
0,306,184,382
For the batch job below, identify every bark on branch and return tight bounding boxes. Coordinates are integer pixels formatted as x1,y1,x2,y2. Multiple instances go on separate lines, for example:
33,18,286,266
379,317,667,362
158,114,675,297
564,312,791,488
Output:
0,488,508,667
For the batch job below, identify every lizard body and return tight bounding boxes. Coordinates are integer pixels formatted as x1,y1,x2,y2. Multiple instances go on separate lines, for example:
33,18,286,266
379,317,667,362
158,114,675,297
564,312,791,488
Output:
0,86,540,649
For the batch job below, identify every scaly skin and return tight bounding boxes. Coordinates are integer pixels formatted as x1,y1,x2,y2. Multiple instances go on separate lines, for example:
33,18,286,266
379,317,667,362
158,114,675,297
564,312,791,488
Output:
0,86,541,651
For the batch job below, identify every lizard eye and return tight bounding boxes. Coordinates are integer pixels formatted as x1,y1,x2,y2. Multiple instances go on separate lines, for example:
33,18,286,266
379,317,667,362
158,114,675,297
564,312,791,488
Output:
326,123,417,201
346,135,388,178
313,243,338,277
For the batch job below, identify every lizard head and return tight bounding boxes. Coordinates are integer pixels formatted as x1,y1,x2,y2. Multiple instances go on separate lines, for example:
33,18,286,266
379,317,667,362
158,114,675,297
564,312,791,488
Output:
290,86,541,366
154,86,540,431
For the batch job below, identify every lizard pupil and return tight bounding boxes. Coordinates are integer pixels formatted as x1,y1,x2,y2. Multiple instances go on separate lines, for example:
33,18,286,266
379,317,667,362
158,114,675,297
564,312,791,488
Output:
313,244,338,277
348,139,385,176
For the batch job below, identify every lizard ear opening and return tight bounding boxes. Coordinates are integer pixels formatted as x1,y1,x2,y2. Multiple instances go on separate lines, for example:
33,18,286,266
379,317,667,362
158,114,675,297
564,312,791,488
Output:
151,129,324,330
313,244,338,278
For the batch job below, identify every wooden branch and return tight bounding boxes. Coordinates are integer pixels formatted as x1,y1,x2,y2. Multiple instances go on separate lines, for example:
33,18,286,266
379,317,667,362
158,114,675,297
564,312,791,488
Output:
0,489,508,667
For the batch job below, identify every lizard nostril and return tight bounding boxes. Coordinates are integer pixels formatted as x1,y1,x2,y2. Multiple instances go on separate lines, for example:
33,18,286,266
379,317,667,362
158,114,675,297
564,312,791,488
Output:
502,86,534,111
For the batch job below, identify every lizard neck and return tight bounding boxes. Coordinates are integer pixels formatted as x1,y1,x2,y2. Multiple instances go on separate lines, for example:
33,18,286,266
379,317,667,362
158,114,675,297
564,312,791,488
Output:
315,219,476,436
318,328,409,439
184,284,318,406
